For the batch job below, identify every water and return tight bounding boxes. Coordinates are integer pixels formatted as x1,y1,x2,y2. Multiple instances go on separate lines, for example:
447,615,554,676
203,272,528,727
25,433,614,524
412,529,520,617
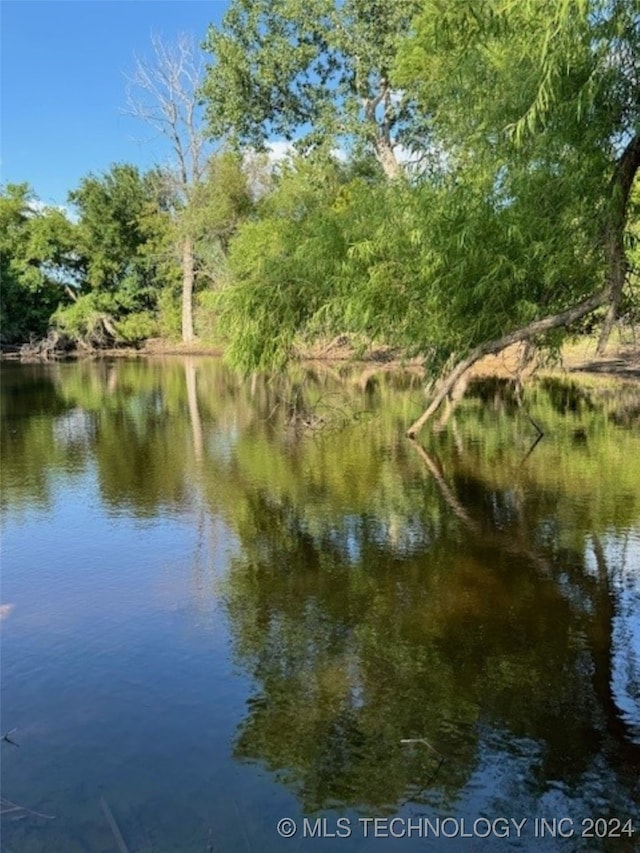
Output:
1,358,639,852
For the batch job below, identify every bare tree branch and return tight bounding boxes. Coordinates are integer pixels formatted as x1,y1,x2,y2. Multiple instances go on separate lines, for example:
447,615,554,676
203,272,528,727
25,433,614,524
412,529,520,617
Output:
123,32,211,194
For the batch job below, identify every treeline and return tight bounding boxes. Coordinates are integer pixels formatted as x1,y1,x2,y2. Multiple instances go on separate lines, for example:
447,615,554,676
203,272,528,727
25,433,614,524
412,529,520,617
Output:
2,1,639,402
0,156,252,349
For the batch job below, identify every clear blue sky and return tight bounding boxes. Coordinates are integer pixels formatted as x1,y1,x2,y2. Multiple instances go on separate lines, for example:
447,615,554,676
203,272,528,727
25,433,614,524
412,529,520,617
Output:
1,1,229,206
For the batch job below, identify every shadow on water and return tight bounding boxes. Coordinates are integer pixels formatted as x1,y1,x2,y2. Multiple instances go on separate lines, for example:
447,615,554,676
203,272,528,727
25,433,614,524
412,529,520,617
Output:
1,360,639,850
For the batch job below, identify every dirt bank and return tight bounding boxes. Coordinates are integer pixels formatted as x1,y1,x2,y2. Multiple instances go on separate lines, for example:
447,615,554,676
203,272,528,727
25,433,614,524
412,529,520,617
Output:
4,333,639,384
467,339,640,383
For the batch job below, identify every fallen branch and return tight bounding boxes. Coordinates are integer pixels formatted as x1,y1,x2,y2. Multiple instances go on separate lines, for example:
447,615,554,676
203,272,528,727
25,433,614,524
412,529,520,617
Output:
19,331,68,361
100,797,130,853
0,796,55,820
406,286,611,438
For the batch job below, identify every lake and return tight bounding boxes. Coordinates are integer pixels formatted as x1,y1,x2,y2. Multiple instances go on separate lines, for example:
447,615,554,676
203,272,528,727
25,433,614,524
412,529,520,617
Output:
1,357,639,852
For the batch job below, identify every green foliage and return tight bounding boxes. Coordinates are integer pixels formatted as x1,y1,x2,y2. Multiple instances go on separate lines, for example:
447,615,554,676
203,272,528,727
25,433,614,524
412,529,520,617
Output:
217,0,639,373
51,293,112,346
2,156,250,348
114,311,159,344
50,164,180,345
395,0,638,352
155,286,182,340
220,146,603,373
52,293,160,347
220,156,352,370
0,183,78,343
184,152,255,288
69,164,172,297
202,0,422,168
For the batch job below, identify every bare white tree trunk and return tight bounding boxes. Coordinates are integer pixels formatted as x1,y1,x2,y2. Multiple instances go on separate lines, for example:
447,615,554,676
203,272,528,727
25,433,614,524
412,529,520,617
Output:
363,81,402,181
375,137,402,180
125,34,210,344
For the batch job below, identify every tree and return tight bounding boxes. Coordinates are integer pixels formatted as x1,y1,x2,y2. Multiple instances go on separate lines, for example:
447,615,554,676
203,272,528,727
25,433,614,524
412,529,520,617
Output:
126,33,212,343
54,164,177,346
201,0,422,180
181,151,254,291
396,0,640,433
209,0,639,437
0,183,78,344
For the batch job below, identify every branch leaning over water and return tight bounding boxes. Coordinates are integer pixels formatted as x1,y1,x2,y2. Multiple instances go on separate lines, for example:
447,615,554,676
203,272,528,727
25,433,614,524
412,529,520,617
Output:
406,286,612,439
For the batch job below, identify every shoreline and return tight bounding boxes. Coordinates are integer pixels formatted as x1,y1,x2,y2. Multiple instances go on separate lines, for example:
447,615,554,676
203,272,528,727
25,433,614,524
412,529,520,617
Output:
2,336,639,384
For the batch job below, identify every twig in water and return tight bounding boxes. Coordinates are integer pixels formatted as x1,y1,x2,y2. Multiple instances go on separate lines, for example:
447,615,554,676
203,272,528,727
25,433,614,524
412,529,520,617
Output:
521,431,545,464
0,797,55,820
525,411,545,437
100,797,130,853
400,737,445,759
1,729,20,747
399,739,447,807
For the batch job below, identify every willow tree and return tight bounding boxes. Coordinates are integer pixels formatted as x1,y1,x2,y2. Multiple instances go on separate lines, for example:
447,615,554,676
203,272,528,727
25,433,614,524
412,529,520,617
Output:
397,0,640,435
210,0,638,436
201,0,422,179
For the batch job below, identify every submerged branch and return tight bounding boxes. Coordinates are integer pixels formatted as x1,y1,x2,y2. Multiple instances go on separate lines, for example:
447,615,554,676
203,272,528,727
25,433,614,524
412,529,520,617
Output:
100,797,130,853
0,797,55,820
407,286,611,438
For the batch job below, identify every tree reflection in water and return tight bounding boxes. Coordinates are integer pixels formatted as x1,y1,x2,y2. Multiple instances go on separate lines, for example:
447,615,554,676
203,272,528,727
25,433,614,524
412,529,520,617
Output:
2,358,639,839
209,369,640,819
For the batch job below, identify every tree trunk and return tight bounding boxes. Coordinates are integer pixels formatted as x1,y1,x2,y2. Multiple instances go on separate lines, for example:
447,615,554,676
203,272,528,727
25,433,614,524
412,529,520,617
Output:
375,137,401,180
363,84,402,181
406,285,611,439
182,235,195,343
596,134,640,354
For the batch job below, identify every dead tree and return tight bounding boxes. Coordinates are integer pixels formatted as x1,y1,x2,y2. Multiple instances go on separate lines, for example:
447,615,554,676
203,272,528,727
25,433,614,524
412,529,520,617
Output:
125,33,211,343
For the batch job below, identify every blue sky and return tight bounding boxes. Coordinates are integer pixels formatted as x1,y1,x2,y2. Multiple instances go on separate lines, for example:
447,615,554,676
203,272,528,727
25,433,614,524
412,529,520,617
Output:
1,1,229,207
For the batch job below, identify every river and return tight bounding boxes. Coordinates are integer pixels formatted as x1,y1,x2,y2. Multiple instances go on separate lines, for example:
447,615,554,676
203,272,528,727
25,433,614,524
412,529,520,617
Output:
1,357,639,851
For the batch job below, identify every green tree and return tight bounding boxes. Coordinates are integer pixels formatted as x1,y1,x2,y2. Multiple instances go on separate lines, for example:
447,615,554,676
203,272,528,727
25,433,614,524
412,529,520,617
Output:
396,0,640,433
0,183,78,344
181,151,255,339
213,1,639,437
220,155,352,370
202,0,422,179
126,33,213,342
54,164,177,346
